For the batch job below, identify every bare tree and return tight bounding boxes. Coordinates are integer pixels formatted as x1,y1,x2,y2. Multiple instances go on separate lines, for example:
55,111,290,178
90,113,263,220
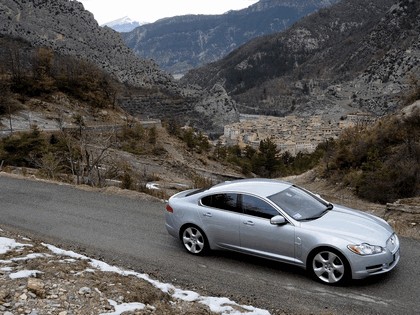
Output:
0,81,13,133
7,42,25,84
32,152,63,180
72,114,85,136
58,130,81,183
59,127,116,187
81,132,115,187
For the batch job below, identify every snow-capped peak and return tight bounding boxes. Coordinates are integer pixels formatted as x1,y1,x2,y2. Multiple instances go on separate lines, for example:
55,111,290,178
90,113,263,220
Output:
101,16,143,32
103,16,134,27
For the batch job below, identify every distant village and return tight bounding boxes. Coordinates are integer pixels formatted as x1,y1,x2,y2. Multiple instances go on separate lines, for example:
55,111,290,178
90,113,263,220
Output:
222,113,376,156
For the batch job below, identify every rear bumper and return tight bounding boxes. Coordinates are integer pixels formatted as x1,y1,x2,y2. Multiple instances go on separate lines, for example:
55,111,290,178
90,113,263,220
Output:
165,223,178,239
165,212,179,239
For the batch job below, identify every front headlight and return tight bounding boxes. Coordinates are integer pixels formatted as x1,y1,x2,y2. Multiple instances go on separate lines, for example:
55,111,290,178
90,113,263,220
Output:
348,243,384,255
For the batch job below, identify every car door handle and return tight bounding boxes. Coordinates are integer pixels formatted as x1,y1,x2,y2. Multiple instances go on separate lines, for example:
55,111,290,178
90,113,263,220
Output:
243,221,255,226
203,212,212,217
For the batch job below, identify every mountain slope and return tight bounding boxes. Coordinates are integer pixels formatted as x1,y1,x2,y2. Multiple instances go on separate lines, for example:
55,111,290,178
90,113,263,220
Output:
122,0,338,76
0,0,239,133
0,0,168,87
182,0,419,118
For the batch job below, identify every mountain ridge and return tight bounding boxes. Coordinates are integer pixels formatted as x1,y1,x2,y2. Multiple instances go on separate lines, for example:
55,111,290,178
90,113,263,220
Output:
181,0,420,119
122,0,339,76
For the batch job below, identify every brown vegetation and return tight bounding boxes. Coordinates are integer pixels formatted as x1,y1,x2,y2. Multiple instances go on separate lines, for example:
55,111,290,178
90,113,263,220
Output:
320,108,420,203
0,37,120,110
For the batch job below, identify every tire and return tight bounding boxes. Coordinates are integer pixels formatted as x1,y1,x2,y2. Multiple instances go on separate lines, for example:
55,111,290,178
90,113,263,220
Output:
181,225,208,255
309,249,349,285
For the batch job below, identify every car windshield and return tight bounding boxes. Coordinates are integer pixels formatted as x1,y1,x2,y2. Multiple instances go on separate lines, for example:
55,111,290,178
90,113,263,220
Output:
268,186,330,221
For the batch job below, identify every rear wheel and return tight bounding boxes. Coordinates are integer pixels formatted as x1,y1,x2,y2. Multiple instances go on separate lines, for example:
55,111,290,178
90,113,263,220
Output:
181,226,208,255
310,249,349,285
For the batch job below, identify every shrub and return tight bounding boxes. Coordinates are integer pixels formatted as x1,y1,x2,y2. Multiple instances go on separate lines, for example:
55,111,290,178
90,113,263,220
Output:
0,126,46,167
322,111,420,203
192,174,213,189
121,170,133,190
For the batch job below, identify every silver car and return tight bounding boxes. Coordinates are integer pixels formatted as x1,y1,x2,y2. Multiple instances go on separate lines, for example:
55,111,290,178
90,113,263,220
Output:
165,178,400,284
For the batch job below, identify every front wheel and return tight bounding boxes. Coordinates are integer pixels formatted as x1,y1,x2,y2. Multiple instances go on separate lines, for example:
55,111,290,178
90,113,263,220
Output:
310,249,349,285
181,226,208,255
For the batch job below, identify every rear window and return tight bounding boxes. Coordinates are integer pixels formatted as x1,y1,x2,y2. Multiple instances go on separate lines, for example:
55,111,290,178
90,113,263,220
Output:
201,193,240,213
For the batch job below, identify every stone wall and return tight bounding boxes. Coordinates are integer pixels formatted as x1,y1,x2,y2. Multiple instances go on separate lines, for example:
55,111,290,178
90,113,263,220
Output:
385,198,420,240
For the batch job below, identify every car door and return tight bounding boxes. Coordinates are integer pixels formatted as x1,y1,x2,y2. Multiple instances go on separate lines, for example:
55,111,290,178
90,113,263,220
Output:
239,194,296,263
198,193,242,250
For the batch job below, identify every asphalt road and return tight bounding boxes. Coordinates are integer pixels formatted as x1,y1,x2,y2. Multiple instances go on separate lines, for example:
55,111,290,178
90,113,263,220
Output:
1,174,419,315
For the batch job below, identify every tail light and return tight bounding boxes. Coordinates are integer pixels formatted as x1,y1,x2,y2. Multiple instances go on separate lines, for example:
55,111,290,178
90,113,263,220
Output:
166,204,173,213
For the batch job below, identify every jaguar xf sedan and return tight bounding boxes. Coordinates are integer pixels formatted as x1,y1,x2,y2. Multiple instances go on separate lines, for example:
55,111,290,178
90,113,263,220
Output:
165,178,400,284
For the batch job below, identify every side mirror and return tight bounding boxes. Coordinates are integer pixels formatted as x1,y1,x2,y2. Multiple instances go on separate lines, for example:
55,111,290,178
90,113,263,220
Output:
270,215,287,225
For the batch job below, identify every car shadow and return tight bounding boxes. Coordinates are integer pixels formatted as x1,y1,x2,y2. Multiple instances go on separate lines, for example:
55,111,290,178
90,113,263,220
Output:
205,249,308,277
345,268,400,288
188,247,401,287
169,237,401,287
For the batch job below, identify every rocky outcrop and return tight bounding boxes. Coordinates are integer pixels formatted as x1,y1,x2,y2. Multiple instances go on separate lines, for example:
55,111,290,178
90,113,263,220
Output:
119,84,239,134
122,0,338,76
0,0,173,88
385,198,420,239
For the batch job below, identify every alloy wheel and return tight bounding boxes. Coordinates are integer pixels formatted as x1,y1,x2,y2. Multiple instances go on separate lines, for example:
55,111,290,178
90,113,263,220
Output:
182,226,206,255
312,250,346,284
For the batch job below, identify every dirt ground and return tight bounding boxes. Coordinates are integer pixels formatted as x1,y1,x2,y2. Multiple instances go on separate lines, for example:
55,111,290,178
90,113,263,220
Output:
0,227,223,315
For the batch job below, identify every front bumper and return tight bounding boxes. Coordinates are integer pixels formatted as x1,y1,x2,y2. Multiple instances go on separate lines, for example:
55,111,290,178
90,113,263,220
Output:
351,234,400,279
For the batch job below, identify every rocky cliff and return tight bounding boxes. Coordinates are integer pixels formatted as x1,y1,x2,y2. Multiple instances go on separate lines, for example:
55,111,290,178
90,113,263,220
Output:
0,0,171,88
182,0,420,119
122,0,338,76
0,0,239,133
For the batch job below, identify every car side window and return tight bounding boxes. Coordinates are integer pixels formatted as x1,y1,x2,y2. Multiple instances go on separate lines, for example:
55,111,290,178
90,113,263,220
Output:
241,194,279,219
201,193,240,213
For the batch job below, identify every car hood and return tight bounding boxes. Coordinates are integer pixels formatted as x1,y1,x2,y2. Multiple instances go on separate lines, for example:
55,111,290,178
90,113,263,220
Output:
302,205,393,245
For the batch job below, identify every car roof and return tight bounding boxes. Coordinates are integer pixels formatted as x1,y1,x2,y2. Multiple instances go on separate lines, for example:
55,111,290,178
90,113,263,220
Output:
207,178,292,198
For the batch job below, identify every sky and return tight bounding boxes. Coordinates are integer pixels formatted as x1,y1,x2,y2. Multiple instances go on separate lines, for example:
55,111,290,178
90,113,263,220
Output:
0,233,269,315
78,0,259,25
